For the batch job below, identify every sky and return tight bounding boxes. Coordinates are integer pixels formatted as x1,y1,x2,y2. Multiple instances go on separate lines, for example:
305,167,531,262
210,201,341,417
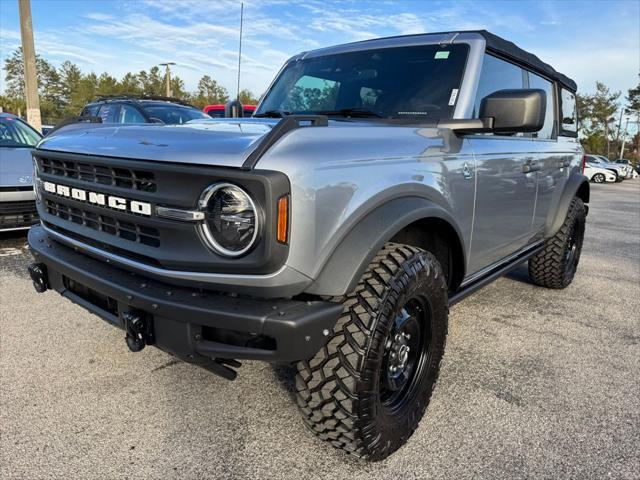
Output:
0,0,638,101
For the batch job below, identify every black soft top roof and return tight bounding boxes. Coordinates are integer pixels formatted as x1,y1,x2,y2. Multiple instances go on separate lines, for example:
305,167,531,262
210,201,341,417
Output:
337,29,577,92
474,30,577,92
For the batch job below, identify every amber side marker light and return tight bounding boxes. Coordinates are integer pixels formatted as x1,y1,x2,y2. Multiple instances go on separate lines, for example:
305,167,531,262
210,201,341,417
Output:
277,195,289,244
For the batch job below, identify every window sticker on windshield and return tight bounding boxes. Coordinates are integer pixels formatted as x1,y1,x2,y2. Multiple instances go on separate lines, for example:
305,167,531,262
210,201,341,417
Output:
435,51,450,59
448,89,459,106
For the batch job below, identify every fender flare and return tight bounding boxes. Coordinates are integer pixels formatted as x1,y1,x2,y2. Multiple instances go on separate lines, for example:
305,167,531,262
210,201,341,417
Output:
545,173,590,238
306,196,465,297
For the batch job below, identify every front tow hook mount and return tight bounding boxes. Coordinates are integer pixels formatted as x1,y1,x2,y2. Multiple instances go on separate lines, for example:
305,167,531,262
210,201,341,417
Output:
123,311,153,352
28,263,49,293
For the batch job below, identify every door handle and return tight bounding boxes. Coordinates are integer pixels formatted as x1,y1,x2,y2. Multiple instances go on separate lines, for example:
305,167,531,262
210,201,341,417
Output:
522,161,541,173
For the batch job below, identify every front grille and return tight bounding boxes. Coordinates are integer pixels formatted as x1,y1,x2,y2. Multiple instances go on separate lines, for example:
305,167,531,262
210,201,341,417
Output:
45,199,160,247
0,200,39,229
33,150,289,274
39,156,156,192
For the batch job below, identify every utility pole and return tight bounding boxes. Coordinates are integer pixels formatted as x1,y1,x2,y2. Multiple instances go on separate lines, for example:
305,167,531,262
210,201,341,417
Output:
615,108,624,145
620,118,630,159
18,0,41,131
159,62,175,97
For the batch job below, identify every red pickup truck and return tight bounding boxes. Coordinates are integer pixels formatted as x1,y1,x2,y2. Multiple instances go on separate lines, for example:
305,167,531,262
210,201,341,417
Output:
203,104,256,118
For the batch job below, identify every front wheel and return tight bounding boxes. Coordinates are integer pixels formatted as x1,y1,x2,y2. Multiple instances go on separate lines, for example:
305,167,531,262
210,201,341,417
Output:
528,197,586,289
295,243,448,461
592,173,605,183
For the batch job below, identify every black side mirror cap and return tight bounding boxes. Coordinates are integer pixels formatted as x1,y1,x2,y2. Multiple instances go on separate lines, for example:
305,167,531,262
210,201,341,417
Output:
479,89,546,133
437,117,494,134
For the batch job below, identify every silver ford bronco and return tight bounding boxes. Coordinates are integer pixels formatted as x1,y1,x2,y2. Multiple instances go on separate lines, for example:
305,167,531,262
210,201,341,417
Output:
28,30,588,460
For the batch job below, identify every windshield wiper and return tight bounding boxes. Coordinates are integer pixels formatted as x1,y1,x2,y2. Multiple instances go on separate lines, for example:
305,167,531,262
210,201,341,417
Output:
315,108,384,118
253,109,291,118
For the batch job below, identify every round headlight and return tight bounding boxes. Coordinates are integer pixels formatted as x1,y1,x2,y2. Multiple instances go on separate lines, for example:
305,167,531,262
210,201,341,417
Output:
198,183,260,257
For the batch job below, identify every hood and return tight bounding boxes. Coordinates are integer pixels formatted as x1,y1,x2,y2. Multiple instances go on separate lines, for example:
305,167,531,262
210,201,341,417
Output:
0,147,35,187
36,119,280,168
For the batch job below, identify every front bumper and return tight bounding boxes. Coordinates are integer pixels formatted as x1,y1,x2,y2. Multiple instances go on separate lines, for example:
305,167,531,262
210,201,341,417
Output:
28,225,342,379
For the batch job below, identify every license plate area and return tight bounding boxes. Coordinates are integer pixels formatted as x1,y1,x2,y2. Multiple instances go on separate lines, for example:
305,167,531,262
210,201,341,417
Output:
64,275,119,318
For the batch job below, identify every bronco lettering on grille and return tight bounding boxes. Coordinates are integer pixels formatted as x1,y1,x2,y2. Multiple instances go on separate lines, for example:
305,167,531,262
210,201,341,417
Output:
42,181,152,216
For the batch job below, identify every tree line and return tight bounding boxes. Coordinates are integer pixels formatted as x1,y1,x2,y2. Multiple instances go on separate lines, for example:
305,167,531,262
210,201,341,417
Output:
578,79,639,160
0,47,259,124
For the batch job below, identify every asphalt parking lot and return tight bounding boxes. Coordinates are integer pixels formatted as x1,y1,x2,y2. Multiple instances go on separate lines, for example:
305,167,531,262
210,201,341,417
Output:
1,180,639,480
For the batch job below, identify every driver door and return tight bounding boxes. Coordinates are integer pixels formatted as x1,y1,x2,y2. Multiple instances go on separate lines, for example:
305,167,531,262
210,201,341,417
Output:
466,54,538,274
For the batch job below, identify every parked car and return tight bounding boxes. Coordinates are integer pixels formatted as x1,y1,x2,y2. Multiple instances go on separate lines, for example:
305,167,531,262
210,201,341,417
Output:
80,95,209,125
203,104,257,118
0,113,41,231
585,155,626,182
27,30,588,461
584,163,617,183
614,159,635,179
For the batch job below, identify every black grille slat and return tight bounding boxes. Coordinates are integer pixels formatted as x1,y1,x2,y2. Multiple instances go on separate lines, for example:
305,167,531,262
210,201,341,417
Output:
0,200,39,229
45,199,160,247
39,157,156,192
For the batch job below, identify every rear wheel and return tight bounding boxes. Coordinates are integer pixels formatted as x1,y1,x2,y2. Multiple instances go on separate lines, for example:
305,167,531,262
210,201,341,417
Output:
295,243,448,461
528,197,586,289
592,173,605,183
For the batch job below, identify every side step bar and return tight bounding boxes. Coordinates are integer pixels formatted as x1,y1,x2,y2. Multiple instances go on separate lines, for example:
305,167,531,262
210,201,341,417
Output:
448,242,544,306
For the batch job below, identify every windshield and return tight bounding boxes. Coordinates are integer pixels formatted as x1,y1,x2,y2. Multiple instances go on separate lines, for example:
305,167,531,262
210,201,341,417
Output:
257,44,469,120
0,117,41,148
143,104,209,124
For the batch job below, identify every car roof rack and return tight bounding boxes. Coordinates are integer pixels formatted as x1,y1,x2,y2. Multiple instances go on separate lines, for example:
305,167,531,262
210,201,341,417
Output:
93,94,195,107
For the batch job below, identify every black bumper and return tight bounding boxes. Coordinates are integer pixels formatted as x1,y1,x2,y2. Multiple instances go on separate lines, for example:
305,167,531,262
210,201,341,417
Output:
28,225,342,378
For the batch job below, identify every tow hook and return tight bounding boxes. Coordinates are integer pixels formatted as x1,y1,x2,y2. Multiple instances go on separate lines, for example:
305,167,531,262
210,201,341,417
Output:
28,263,49,293
123,311,153,352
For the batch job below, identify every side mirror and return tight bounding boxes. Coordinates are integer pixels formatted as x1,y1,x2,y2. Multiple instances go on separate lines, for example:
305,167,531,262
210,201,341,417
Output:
479,89,546,133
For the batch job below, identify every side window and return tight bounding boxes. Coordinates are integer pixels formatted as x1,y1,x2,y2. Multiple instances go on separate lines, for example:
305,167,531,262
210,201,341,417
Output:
119,104,146,124
82,104,100,117
97,104,119,123
560,89,578,135
474,54,526,137
474,54,525,118
528,72,555,139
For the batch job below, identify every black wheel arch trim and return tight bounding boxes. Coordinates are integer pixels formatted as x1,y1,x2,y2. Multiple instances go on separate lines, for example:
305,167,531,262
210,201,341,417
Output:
545,173,589,238
306,196,466,297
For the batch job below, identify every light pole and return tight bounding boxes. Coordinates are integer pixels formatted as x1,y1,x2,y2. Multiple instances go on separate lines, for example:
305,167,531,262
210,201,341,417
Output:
159,62,176,97
18,0,41,131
